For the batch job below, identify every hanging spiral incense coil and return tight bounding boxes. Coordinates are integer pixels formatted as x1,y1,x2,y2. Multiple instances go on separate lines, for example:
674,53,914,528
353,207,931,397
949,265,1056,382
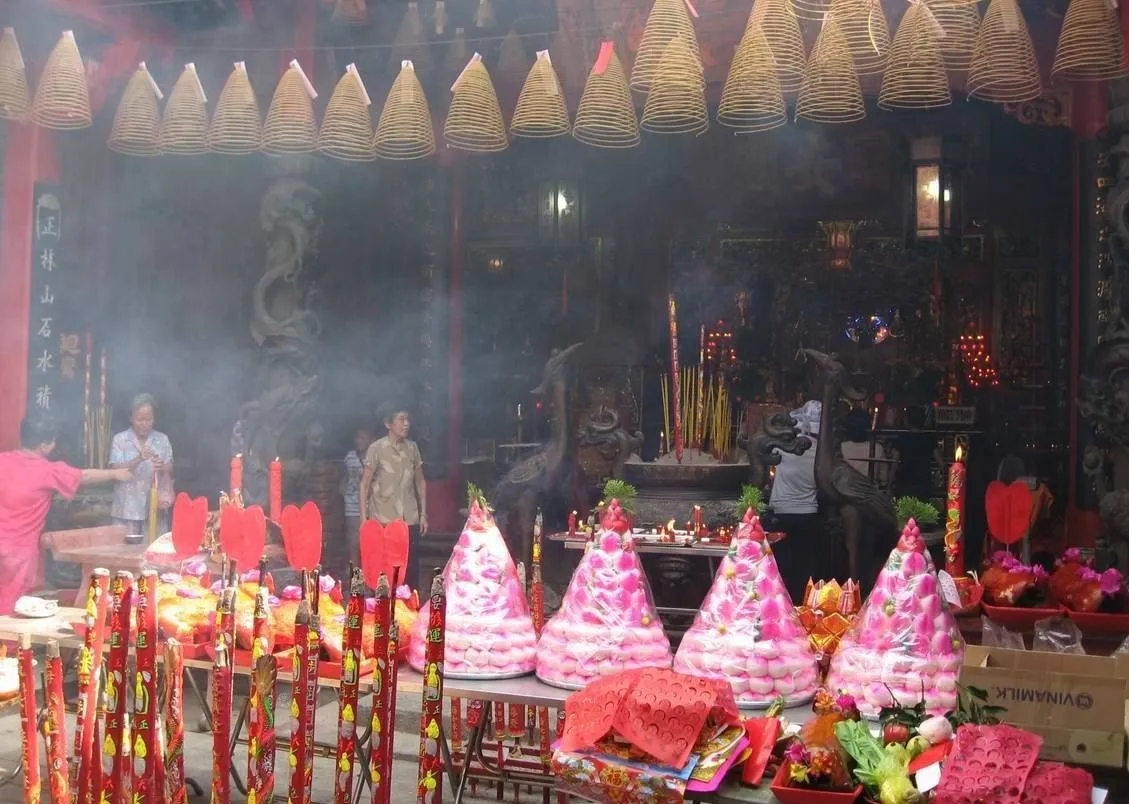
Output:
33,31,91,130
388,2,431,76
796,18,865,124
641,36,708,135
967,0,1041,103
0,28,30,121
319,65,375,161
108,63,162,156
749,0,807,93
262,60,319,155
445,54,508,152
511,51,570,138
332,0,368,25
373,60,436,160
718,26,786,133
549,30,590,102
631,0,701,93
878,3,951,109
827,0,890,77
572,43,640,148
791,0,830,23
928,0,980,75
1053,0,1127,81
159,63,209,155
209,62,262,154
495,29,529,88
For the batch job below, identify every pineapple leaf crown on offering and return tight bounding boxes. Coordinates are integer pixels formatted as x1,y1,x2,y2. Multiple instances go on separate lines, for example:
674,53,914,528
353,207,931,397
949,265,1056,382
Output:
466,482,494,515
736,484,766,518
600,479,637,514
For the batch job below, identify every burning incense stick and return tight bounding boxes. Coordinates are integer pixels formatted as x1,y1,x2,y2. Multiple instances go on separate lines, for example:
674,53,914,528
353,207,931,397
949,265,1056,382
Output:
381,621,400,804
253,655,278,804
369,575,391,804
333,568,365,804
668,295,684,463
72,569,110,804
101,572,135,804
132,571,159,802
17,634,39,804
288,599,315,804
45,640,69,804
247,562,270,798
163,640,186,804
417,573,447,804
211,585,236,804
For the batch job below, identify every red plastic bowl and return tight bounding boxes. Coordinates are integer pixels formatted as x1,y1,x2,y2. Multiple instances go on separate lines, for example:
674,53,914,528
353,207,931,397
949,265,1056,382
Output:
981,604,1064,629
1065,609,1129,633
769,762,863,804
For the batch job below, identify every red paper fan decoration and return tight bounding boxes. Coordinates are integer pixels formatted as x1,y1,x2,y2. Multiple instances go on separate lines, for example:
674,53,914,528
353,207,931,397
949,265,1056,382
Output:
985,480,1033,545
170,492,208,559
359,519,386,588
280,501,323,570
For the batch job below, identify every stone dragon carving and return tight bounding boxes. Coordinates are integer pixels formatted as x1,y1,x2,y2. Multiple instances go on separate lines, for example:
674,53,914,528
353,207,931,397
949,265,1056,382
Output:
576,405,643,480
235,176,324,506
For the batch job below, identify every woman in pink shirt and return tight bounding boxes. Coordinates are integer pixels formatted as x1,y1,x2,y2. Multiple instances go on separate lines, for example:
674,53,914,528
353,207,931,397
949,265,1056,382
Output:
0,419,132,614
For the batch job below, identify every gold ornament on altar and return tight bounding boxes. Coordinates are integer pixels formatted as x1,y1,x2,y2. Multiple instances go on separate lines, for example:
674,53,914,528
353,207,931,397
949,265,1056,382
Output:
33,31,91,130
641,36,708,135
828,0,890,77
0,27,30,121
967,0,1041,104
878,3,951,110
749,0,807,93
631,0,701,94
263,60,319,155
389,1,431,76
795,578,862,656
796,19,865,124
108,63,163,156
373,60,436,160
160,64,210,156
209,62,262,155
319,64,375,161
573,43,640,149
1053,0,1127,82
929,0,980,76
511,51,570,139
444,54,508,152
717,26,787,133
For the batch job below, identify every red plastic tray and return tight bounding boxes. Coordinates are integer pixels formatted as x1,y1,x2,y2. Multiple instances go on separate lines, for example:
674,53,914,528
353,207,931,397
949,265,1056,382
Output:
769,762,863,804
1065,609,1129,633
982,604,1064,629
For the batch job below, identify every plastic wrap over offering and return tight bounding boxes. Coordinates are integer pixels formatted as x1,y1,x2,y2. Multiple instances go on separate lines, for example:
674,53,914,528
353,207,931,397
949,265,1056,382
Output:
673,510,819,707
825,519,965,717
537,501,672,689
408,499,537,678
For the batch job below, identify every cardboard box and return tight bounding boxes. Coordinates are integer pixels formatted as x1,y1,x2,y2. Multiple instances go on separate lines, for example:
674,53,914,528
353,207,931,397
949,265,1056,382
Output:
960,645,1129,768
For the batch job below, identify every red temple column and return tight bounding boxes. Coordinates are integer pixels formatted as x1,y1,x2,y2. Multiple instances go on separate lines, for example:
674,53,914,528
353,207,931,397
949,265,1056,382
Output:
0,124,59,448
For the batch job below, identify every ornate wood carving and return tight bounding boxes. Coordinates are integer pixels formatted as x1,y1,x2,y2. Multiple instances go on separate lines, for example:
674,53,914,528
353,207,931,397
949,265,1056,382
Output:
1002,91,1072,128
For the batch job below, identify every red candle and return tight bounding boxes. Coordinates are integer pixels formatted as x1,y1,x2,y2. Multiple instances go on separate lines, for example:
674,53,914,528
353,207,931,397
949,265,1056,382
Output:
668,295,684,464
269,457,283,520
332,570,365,804
567,510,577,539
369,576,392,804
17,634,39,804
44,640,68,804
132,572,160,804
163,640,187,804
101,572,136,804
417,575,447,803
71,569,111,804
230,454,244,493
945,444,967,576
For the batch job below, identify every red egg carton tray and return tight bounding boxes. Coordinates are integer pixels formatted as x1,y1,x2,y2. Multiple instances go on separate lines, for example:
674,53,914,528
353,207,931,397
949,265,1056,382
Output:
981,604,1064,629
770,763,862,804
272,647,374,680
1065,609,1129,633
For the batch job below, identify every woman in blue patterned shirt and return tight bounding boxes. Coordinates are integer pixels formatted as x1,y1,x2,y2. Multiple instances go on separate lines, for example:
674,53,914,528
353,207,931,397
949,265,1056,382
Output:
109,393,174,535
342,425,374,564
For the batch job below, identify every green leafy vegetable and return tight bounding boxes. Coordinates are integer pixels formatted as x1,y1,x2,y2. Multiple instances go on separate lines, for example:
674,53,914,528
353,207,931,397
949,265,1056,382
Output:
894,497,940,529
834,721,922,804
736,484,767,517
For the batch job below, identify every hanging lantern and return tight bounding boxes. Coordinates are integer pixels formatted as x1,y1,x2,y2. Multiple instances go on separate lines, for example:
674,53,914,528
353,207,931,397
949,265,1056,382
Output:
0,27,30,121
33,31,91,130
108,63,163,156
159,63,209,156
209,62,262,154
373,60,435,160
319,64,375,161
262,60,319,155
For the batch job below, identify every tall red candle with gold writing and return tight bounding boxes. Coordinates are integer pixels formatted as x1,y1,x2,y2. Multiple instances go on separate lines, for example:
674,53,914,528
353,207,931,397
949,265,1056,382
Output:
230,454,244,494
269,457,283,520
944,445,966,576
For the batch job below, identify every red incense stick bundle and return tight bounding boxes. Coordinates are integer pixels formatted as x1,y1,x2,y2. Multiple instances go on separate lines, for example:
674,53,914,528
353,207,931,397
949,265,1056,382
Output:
333,568,365,804
17,633,40,804
368,575,391,804
253,655,278,804
287,599,316,804
163,640,186,804
247,566,270,798
71,568,111,804
417,573,447,804
450,698,463,766
101,571,135,804
211,585,237,804
132,571,159,803
44,640,69,804
381,620,399,804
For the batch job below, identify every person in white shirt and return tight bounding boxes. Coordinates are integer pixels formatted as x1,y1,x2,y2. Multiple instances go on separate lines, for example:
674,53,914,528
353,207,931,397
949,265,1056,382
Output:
768,400,826,600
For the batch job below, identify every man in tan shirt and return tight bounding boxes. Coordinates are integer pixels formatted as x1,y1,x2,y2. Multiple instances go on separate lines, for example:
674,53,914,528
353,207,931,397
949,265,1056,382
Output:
360,405,427,590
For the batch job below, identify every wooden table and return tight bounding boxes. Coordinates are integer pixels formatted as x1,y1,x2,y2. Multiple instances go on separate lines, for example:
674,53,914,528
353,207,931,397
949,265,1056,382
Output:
0,609,85,648
51,542,149,605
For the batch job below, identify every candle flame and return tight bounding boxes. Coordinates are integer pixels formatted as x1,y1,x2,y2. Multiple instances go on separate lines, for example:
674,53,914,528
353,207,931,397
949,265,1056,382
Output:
665,519,676,533
954,444,964,462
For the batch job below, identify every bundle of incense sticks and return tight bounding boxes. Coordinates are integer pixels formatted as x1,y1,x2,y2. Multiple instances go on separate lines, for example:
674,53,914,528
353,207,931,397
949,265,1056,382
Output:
332,568,365,804
667,295,684,463
288,598,317,804
132,571,160,804
44,640,68,803
211,581,237,803
17,634,39,804
71,569,111,804
382,620,400,804
369,575,392,803
101,572,135,804
248,561,271,798
417,573,447,803
531,513,552,801
163,640,187,804
252,655,278,804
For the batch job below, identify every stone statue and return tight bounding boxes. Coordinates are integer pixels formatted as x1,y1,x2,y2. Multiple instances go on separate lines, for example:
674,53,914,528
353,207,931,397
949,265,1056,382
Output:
576,405,643,480
237,175,324,507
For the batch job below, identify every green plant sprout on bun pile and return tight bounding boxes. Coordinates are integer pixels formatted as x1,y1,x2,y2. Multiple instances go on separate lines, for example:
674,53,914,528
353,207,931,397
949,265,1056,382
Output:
599,479,637,515
894,497,939,531
466,482,493,513
737,484,766,518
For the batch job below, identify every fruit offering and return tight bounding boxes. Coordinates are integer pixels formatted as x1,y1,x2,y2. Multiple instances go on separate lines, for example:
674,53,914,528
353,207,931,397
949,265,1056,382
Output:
537,500,672,689
408,495,537,678
674,510,819,707
825,519,965,717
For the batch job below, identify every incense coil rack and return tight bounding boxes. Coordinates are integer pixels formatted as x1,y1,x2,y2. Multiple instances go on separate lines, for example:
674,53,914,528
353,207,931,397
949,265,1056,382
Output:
718,27,786,133
444,56,508,153
641,36,708,136
878,3,952,110
631,0,701,93
967,0,1041,103
796,18,865,123
511,53,570,139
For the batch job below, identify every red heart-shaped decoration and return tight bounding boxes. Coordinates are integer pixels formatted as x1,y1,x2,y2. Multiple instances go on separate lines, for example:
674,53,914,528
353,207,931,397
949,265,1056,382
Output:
280,502,323,570
234,505,267,571
359,520,386,589
219,504,245,566
171,493,208,559
385,519,411,589
986,480,1033,545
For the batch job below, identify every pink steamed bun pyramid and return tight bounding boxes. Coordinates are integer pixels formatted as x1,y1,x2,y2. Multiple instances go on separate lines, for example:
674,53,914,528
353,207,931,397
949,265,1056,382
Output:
536,500,672,689
673,509,819,707
825,518,966,718
408,496,537,679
